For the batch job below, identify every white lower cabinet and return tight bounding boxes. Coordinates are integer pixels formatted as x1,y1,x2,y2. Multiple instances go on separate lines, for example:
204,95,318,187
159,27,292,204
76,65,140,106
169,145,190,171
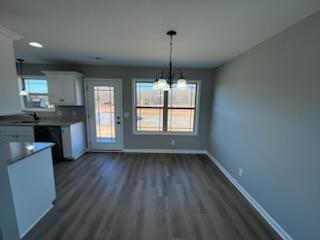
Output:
61,122,86,160
0,126,34,143
0,123,86,160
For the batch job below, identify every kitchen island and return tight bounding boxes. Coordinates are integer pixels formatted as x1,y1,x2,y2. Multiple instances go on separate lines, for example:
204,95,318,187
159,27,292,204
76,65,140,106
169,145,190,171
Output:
0,142,56,240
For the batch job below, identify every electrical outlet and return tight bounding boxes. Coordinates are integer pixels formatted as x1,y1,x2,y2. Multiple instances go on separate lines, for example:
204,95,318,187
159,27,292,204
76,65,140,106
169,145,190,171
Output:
238,168,244,177
72,110,77,116
57,110,62,116
171,139,175,146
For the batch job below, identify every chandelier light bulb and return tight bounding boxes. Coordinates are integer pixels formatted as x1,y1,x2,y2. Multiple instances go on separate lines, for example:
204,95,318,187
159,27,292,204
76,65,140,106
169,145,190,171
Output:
153,81,160,90
177,79,187,89
157,79,168,90
162,82,170,91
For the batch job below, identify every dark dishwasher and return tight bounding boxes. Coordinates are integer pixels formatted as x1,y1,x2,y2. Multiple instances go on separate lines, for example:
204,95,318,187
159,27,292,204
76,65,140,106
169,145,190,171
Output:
34,126,64,163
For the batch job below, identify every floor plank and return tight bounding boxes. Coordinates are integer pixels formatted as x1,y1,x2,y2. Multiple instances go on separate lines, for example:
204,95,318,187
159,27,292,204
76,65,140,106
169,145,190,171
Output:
23,152,281,240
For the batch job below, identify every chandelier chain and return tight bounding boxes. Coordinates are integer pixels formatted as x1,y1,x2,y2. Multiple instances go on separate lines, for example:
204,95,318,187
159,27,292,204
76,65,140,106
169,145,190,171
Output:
169,34,173,69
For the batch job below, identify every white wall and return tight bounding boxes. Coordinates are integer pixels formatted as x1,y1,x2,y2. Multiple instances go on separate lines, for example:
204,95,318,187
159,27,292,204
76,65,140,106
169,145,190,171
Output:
209,11,320,240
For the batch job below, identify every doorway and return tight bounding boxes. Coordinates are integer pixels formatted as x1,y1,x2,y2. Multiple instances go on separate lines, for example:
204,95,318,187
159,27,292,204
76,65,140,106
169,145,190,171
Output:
85,79,123,150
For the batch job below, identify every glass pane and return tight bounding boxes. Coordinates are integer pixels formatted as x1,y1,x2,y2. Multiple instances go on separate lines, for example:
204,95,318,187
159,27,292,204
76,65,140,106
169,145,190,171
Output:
168,83,197,107
168,109,195,132
94,86,115,143
137,108,163,131
24,95,49,108
136,82,164,107
24,79,48,94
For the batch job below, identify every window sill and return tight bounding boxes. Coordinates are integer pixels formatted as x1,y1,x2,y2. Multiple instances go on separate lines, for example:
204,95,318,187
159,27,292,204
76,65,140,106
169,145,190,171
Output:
22,108,56,113
132,131,198,136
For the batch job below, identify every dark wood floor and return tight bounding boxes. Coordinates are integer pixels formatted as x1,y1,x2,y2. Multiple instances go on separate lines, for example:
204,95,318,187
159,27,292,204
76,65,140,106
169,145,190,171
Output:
23,152,281,240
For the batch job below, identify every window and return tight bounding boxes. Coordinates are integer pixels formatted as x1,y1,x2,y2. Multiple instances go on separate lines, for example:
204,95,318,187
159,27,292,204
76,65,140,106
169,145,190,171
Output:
133,79,200,134
94,86,116,143
20,77,54,111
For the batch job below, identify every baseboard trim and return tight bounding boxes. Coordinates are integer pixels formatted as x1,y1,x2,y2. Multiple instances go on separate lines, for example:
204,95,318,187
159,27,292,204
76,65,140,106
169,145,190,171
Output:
72,149,88,160
122,149,207,154
20,205,54,238
205,151,293,240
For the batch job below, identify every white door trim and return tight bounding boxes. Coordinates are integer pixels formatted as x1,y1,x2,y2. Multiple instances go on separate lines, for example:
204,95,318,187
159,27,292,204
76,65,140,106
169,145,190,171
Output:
84,78,124,151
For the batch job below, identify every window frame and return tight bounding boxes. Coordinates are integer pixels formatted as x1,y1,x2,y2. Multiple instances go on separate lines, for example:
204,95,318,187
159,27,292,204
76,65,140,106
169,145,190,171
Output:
18,75,55,112
132,78,201,136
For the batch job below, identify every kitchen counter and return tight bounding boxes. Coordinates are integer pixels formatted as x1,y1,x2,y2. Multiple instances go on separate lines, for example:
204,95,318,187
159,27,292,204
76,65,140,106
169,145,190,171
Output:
0,119,82,127
0,142,55,165
0,120,87,161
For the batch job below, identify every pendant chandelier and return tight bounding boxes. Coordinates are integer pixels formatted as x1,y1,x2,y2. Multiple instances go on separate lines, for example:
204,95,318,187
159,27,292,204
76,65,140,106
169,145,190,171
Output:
17,58,28,96
153,30,187,91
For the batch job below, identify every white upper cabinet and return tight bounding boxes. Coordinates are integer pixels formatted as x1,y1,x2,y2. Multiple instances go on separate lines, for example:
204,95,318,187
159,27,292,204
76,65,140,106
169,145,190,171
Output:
0,26,23,116
42,71,84,106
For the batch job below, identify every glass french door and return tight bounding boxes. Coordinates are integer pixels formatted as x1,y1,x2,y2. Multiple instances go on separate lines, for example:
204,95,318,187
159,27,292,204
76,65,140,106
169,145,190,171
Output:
86,79,123,150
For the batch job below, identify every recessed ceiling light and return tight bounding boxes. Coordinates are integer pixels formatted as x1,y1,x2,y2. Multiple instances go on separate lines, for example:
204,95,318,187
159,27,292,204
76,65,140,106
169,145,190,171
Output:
28,42,43,48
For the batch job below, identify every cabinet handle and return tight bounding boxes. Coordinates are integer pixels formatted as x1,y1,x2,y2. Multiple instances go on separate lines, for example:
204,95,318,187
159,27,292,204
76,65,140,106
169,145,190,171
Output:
59,99,65,102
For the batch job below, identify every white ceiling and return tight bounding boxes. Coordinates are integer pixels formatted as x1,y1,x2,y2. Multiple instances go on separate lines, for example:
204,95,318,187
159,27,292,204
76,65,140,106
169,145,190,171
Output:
1,0,320,68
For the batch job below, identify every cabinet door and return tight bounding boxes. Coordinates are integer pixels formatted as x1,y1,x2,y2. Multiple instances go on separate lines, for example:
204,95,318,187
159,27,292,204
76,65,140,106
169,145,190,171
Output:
15,126,34,137
0,34,22,116
0,126,16,135
61,123,86,159
0,126,34,142
48,78,76,105
0,135,14,142
14,135,34,142
61,79,76,105
47,77,63,104
43,71,83,106
61,126,72,158
0,135,30,142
